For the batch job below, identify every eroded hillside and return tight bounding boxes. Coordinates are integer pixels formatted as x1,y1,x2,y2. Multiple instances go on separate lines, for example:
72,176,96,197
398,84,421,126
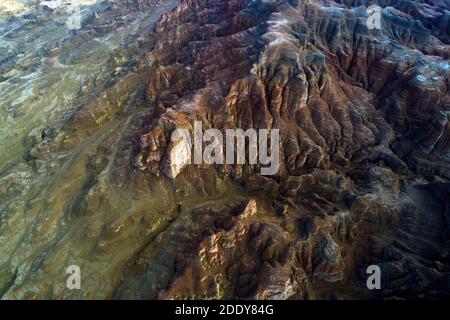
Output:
0,0,449,299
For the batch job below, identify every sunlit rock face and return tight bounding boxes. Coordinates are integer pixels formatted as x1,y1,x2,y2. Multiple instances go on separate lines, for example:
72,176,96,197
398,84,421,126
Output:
0,0,449,300
162,128,192,178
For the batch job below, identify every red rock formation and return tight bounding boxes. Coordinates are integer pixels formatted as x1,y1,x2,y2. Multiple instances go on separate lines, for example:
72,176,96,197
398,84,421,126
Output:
116,0,449,299
0,0,448,300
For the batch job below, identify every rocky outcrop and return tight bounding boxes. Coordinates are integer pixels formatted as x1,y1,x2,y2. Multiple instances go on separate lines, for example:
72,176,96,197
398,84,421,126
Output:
122,0,450,299
132,0,449,182
0,0,448,300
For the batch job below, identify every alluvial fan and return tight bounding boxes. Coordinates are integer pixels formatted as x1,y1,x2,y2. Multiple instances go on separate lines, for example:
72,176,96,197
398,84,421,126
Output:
0,0,449,299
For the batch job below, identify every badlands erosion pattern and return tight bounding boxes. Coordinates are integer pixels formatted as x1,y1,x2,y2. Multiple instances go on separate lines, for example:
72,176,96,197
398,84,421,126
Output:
0,0,449,299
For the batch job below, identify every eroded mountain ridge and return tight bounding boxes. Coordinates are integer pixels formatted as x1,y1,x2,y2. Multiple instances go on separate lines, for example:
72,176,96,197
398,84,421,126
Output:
0,0,449,299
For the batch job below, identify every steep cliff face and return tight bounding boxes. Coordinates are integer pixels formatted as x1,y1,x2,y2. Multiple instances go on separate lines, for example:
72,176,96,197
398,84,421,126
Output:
0,0,449,299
